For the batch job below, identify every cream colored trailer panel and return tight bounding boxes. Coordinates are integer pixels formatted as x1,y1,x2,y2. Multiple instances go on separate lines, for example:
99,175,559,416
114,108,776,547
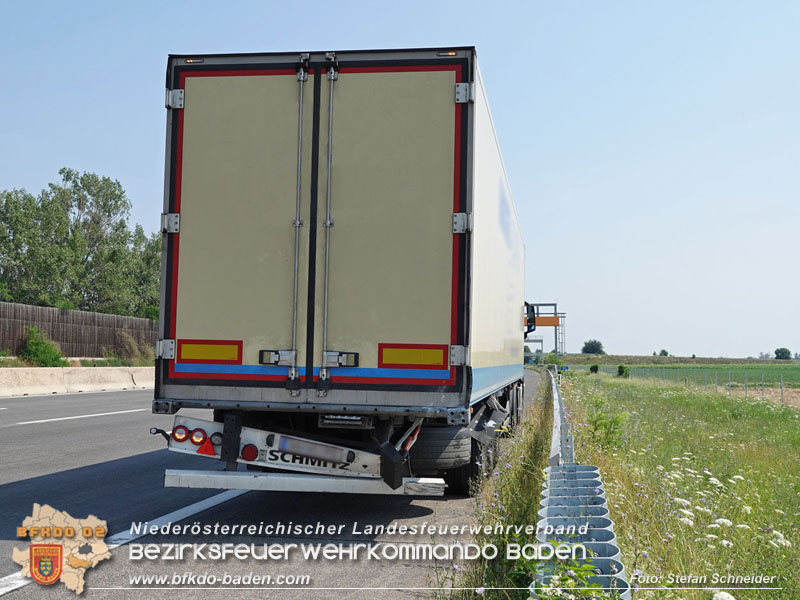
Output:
157,49,523,413
167,69,314,384
468,66,525,402
312,67,459,387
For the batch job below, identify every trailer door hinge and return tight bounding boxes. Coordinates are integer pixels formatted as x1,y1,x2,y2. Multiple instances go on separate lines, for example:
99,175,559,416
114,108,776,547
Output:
165,89,184,109
452,212,472,234
156,339,176,359
161,213,180,233
455,82,475,104
450,345,469,366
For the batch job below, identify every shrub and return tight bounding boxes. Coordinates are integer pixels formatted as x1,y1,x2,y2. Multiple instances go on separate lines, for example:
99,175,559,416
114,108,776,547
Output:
581,339,605,354
617,364,629,378
19,326,68,367
589,364,599,374
544,352,561,368
136,339,155,365
116,331,140,361
100,331,155,366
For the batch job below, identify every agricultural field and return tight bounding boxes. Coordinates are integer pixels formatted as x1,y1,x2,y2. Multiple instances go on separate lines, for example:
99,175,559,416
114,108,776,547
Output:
568,362,800,389
561,372,800,599
563,354,784,366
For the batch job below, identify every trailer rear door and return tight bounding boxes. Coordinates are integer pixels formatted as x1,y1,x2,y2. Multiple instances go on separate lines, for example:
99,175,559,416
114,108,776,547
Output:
160,53,469,397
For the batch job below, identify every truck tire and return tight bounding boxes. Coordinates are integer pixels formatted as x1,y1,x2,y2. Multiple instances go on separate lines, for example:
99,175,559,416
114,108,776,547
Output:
407,426,472,473
445,438,480,495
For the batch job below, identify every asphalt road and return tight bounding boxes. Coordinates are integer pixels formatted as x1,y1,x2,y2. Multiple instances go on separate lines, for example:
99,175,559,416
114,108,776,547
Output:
0,371,541,599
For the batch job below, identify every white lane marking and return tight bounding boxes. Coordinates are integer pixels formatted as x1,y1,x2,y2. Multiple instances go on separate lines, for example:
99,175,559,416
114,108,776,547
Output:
105,489,247,547
0,573,26,596
0,489,247,596
16,409,148,425
0,408,7,410
0,388,152,400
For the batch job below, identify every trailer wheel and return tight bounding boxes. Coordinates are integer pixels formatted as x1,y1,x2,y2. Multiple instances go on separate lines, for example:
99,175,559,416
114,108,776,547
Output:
446,435,503,496
407,426,472,473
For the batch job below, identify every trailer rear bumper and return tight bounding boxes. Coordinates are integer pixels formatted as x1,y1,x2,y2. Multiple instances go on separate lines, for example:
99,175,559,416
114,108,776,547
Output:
153,397,468,425
164,469,445,496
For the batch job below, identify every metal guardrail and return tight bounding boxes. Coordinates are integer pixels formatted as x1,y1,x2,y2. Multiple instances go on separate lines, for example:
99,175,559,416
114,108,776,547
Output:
531,369,630,599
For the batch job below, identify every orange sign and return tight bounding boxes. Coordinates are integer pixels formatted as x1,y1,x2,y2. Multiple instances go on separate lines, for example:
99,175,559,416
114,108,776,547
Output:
534,316,560,327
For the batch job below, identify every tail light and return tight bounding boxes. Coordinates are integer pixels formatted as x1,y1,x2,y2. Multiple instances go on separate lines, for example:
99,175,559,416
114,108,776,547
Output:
189,428,207,446
210,432,223,446
241,444,258,462
172,425,189,443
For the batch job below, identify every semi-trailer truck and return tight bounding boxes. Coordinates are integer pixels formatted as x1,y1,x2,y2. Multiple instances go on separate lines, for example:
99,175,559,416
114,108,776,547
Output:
151,47,534,496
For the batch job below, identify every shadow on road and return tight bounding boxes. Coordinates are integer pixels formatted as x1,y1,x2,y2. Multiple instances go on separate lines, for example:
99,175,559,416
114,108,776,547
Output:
0,449,220,540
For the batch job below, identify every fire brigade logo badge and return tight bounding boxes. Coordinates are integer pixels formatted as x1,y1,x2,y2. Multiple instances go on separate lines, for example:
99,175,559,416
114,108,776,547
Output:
30,544,63,585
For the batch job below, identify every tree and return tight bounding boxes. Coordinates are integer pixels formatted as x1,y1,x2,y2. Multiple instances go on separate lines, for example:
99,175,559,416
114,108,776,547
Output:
581,339,605,354
0,169,160,318
659,349,669,357
775,347,791,360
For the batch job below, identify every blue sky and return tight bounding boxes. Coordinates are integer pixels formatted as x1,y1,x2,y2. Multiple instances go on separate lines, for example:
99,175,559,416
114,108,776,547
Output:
2,1,797,357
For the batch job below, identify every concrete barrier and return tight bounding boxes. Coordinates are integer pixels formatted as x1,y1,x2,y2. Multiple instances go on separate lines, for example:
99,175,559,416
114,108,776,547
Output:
0,367,155,397
63,367,134,393
130,367,155,389
0,368,67,396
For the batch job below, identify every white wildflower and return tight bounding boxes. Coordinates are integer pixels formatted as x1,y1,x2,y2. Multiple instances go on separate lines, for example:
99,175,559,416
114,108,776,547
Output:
696,506,712,515
708,477,723,487
712,591,736,600
775,509,786,515
705,534,718,539
721,539,733,548
736,524,751,530
679,509,695,518
742,505,752,514
707,523,721,529
679,517,694,527
732,475,745,481
716,518,733,527
673,498,691,507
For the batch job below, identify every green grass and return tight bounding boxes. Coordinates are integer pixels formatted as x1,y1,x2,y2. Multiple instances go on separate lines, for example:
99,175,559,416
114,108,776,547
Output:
569,363,800,388
79,357,134,367
561,372,800,599
563,354,787,366
440,371,552,599
0,356,29,367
